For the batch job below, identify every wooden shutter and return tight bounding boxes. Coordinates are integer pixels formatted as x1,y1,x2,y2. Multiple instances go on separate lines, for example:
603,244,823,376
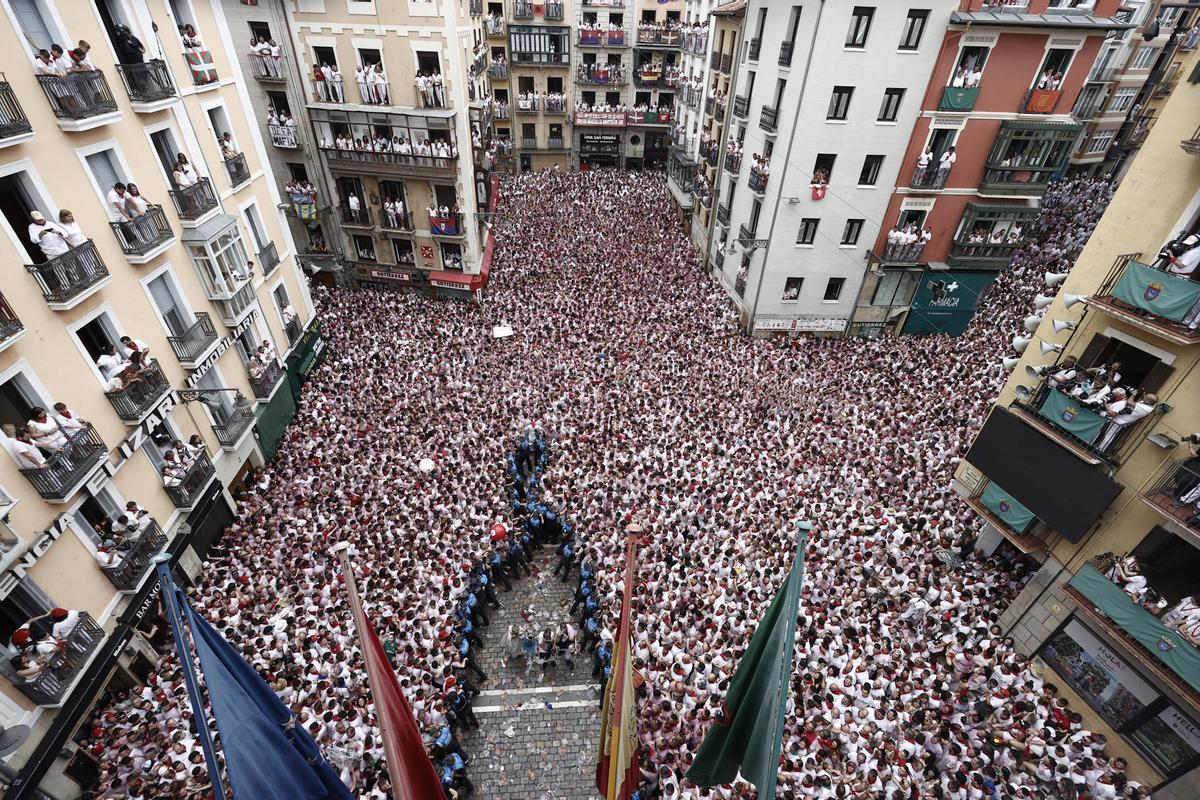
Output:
1140,361,1175,393
1076,333,1111,369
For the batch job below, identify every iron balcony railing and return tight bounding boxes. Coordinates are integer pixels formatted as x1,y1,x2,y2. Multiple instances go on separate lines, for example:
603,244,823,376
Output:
1087,252,1200,345
911,162,951,190
748,170,768,194
258,241,280,275
514,2,533,19
881,241,927,265
778,42,794,68
213,406,255,448
166,452,215,508
486,19,506,37
430,212,465,236
760,106,778,132
9,613,104,705
340,203,373,227
168,177,218,221
110,205,173,256
961,473,1053,554
25,240,109,306
705,96,715,117
114,60,176,104
705,148,718,168
716,203,730,225
105,360,170,422
470,0,482,14
0,291,22,344
1140,458,1200,545
380,209,414,231
100,520,167,591
636,28,681,47
249,53,287,81
723,151,741,174
1021,88,1061,114
1181,125,1200,155
516,97,540,114
583,0,624,5
548,136,564,149
521,136,538,148
732,95,749,118
545,3,565,20
18,423,107,501
224,153,250,188
286,318,303,346
320,147,457,173
268,123,300,148
311,79,346,103
577,66,627,84
748,38,761,61
0,74,32,140
36,71,118,121
713,249,725,270
579,31,627,47
709,50,721,70
739,223,756,242
250,358,284,399
167,312,219,364
545,97,566,114
720,53,733,74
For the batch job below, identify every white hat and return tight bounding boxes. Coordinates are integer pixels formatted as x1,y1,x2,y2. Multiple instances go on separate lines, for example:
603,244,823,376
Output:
29,211,43,221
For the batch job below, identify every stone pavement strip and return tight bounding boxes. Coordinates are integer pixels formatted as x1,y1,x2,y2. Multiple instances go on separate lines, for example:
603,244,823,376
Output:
462,554,601,800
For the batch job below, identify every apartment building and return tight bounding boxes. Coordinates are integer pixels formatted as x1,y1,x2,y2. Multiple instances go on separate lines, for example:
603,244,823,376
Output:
954,40,1200,796
507,0,572,169
706,1,956,336
272,0,494,295
0,0,322,795
1070,1,1192,176
860,0,1130,338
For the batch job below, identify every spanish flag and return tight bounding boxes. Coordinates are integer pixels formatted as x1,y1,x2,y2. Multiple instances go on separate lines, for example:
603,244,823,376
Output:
596,531,641,800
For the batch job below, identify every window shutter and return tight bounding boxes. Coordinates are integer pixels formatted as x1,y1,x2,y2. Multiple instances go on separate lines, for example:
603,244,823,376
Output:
1140,362,1174,393
1075,333,1111,368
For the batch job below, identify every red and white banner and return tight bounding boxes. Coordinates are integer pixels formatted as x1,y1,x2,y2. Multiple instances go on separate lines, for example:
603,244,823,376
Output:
574,111,627,127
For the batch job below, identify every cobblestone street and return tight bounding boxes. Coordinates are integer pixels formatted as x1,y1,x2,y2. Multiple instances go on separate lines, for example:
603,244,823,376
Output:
462,552,601,800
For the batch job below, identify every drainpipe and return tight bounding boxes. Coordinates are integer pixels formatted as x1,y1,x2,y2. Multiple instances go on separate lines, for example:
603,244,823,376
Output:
745,0,825,336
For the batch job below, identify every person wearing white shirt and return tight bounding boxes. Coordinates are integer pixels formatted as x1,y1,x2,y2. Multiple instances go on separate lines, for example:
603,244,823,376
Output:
106,183,132,222
96,345,127,380
28,211,70,258
57,210,87,248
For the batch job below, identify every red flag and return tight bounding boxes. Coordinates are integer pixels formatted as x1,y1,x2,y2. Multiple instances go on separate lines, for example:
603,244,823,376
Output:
596,532,641,800
338,549,445,800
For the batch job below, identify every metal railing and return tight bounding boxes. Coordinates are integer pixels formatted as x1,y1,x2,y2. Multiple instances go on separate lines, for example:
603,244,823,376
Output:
1088,252,1200,343
760,106,777,132
166,452,215,508
548,136,564,149
545,96,566,114
911,163,951,190
268,123,300,148
962,474,1053,552
723,151,741,174
1181,125,1200,155
636,28,681,47
249,53,286,81
213,407,255,448
110,205,174,256
583,0,624,5
1021,88,1061,114
882,241,927,264
18,423,107,501
516,97,540,114
250,358,284,399
100,521,167,591
470,0,482,14
36,71,118,121
167,312,219,363
521,136,538,148
779,42,794,67
1012,378,1163,465
168,177,218,221
545,3,564,20
10,613,104,705
286,318,303,346
716,203,730,225
114,60,176,103
488,63,509,79
258,241,280,275
514,2,533,18
980,163,1054,194
1141,458,1200,540
749,38,761,61
0,74,32,140
429,212,465,235
224,153,250,188
579,31,627,47
339,203,373,227
25,241,109,305
0,291,22,344
577,65,627,84
486,19,506,37
321,147,457,172
732,95,749,118
749,170,768,194
713,249,725,270
705,96,715,117
105,360,170,421
311,79,345,103
380,209,414,230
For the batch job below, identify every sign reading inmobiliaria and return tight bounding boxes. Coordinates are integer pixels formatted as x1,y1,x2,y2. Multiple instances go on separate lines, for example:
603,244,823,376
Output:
573,111,627,127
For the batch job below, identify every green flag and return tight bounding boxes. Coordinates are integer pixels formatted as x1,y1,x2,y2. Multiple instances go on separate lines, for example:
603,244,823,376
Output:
1111,260,1200,323
686,522,809,800
980,482,1035,533
1037,389,1107,444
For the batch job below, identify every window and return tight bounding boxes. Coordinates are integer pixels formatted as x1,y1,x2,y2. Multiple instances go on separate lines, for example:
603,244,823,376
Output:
953,46,989,86
417,51,441,74
1131,45,1159,70
796,218,819,245
1086,130,1117,155
0,170,55,264
748,199,762,234
392,238,415,265
11,0,66,55
858,155,883,186
846,6,874,48
828,86,854,120
782,277,803,303
841,219,864,245
1108,86,1138,113
1035,48,1075,88
824,277,845,301
205,105,234,149
187,224,250,297
83,150,127,217
814,153,837,182
878,88,905,122
509,25,570,65
353,234,375,261
147,272,195,338
899,9,928,50
872,271,919,307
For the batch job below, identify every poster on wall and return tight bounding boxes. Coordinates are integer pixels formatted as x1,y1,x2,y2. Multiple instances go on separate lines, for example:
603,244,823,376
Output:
1039,619,1159,728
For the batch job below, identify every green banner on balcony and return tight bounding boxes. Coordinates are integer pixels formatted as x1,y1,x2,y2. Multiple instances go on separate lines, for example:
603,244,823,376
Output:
1111,260,1200,323
1037,389,1107,444
980,482,1034,533
940,87,979,111
1069,565,1200,695
254,383,296,461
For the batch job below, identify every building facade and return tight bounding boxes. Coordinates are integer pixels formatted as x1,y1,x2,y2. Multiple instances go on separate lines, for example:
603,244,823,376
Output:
956,39,1200,796
704,0,956,336
0,0,323,795
861,0,1129,338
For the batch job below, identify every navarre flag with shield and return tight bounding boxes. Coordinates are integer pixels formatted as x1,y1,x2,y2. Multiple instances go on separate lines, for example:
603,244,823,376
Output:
596,531,641,800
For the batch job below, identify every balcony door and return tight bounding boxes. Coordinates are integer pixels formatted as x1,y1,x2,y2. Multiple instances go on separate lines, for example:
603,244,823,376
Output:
11,0,62,55
194,370,233,427
0,171,54,264
148,272,195,338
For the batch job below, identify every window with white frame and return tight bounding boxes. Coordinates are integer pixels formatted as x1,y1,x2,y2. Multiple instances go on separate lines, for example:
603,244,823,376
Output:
1086,130,1117,154
243,204,269,252
1108,86,1138,113
187,224,251,297
1131,46,1159,70
147,271,197,338
11,0,66,56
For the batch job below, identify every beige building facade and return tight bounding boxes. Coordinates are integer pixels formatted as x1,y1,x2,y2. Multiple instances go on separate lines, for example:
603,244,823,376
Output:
0,0,321,795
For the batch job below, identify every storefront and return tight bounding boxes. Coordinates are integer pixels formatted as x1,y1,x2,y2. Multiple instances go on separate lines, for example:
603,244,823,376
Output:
901,270,998,336
1039,618,1200,784
357,266,422,292
579,132,622,167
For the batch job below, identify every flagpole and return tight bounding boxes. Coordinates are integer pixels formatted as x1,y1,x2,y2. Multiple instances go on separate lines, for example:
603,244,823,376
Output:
152,556,227,800
758,521,810,800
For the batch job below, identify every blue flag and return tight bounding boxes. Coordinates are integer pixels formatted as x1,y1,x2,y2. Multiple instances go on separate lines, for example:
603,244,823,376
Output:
178,589,354,800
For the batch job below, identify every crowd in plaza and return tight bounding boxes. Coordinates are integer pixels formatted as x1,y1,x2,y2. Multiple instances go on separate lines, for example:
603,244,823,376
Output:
74,169,1143,800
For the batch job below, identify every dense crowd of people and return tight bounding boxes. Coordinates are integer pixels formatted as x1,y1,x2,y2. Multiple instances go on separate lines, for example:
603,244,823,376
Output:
77,170,1138,800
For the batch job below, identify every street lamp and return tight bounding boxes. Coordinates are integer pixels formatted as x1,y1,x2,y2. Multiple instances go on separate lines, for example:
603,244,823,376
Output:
177,388,252,412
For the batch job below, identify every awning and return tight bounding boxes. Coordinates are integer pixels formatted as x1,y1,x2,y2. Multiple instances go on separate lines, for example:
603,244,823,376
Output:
950,10,1136,30
667,175,694,209
181,213,237,243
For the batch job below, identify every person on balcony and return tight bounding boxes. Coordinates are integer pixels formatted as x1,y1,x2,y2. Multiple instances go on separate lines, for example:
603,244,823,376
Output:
26,407,69,455
257,339,278,367
57,210,87,250
27,211,70,259
181,24,217,85
369,64,389,105
9,427,49,471
347,193,362,223
329,65,344,102
124,184,156,243
161,463,185,489
937,147,957,186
